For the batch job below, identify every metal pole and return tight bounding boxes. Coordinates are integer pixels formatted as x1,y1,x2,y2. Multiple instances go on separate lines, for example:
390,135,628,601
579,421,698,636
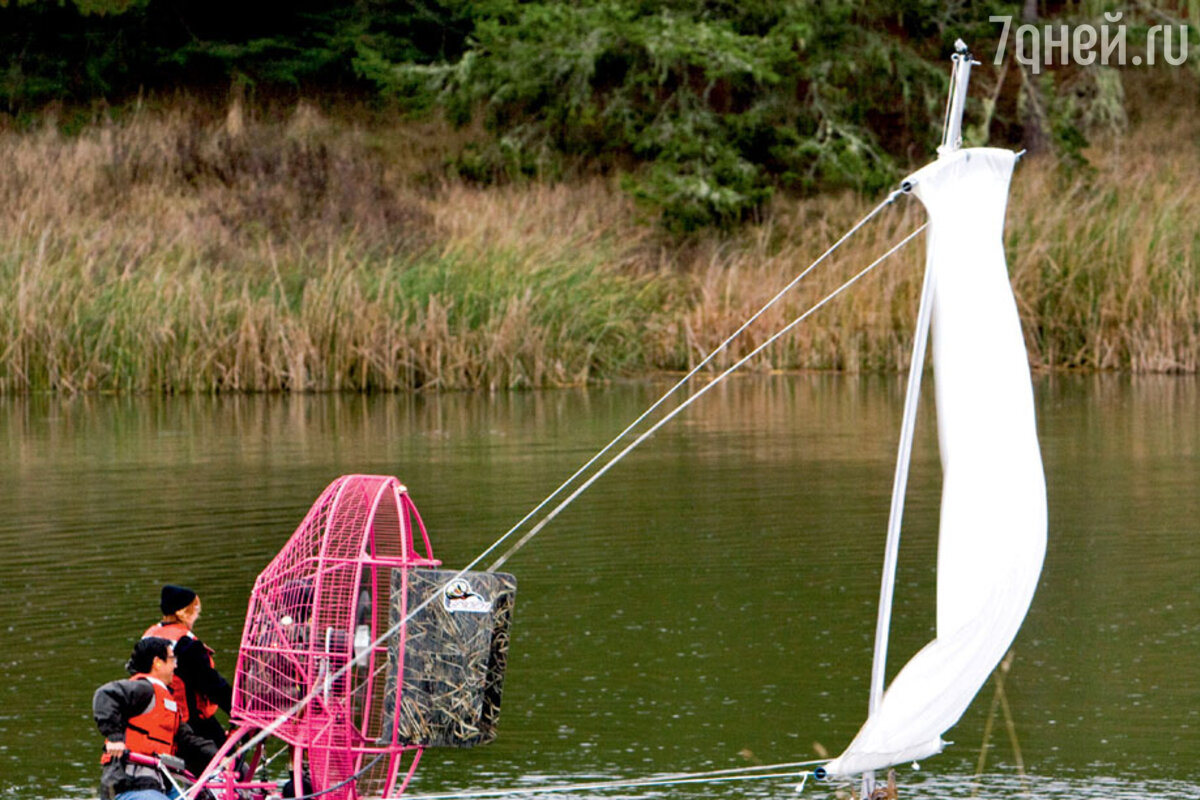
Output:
939,40,979,156
862,238,936,798
862,44,975,794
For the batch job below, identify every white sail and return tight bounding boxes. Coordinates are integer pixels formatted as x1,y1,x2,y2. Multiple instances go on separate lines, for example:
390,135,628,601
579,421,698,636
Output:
823,147,1047,778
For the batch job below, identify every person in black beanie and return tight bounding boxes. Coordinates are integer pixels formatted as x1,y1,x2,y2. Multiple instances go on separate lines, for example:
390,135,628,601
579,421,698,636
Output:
142,585,233,777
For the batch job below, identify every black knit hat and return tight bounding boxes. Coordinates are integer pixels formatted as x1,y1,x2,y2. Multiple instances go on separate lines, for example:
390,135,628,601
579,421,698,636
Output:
160,584,197,614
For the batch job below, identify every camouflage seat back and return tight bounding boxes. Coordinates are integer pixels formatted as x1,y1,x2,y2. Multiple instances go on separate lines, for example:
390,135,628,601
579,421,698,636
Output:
380,569,516,747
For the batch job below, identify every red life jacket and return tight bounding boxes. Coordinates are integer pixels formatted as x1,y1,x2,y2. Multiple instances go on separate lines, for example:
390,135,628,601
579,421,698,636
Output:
143,621,219,719
123,674,182,757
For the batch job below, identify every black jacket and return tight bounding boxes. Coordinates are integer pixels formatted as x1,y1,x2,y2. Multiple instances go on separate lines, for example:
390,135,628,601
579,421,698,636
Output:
93,678,217,797
173,633,234,718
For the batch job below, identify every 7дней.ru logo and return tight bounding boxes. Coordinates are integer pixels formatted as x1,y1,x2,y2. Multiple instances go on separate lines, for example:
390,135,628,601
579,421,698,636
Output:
992,12,1190,73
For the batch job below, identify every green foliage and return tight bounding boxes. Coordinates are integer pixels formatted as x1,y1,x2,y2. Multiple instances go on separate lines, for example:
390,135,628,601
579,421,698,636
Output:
0,1,475,111
626,147,772,233
368,1,961,229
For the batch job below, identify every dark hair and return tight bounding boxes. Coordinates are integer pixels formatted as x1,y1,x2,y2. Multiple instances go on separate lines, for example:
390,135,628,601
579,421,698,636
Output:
126,637,173,675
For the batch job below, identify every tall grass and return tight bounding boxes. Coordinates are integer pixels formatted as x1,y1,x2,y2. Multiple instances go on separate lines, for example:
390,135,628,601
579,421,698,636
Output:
0,91,1196,393
1009,119,1200,372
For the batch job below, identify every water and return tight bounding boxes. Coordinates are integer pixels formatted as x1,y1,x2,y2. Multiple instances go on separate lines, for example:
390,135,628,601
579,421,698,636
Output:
0,375,1196,799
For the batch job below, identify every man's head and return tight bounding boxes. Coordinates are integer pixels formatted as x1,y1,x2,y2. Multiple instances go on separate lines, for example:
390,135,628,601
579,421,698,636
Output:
160,584,201,628
127,636,176,682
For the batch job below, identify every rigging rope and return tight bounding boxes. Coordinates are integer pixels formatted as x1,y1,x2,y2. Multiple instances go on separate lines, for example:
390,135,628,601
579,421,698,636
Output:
483,223,927,572
343,220,928,707
293,209,927,744
224,194,924,778
328,185,924,722
486,189,907,572
403,760,829,800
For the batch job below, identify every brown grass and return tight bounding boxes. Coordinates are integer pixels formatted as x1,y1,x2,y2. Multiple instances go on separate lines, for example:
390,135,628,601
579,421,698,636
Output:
0,83,1197,393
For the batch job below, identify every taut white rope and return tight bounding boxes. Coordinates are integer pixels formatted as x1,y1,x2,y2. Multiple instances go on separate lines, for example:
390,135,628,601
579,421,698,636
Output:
484,224,927,573
485,189,907,571
402,759,829,800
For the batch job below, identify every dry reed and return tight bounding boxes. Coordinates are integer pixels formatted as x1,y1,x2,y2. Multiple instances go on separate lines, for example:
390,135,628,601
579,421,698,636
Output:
0,90,1196,394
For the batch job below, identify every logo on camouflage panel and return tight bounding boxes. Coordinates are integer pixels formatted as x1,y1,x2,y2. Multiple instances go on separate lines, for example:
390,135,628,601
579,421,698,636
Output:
442,578,493,613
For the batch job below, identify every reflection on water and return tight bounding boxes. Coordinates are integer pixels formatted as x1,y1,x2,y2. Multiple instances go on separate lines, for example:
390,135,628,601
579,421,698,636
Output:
0,375,1196,799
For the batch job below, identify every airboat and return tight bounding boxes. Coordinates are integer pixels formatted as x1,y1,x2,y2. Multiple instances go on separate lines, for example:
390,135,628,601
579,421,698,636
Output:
153,41,1045,800
184,474,516,800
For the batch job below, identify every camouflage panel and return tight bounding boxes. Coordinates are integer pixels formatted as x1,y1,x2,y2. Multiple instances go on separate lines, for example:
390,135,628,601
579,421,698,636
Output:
380,568,516,747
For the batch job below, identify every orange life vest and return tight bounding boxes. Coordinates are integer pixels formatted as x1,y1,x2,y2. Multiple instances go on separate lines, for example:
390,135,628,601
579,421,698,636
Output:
143,621,219,719
123,674,182,757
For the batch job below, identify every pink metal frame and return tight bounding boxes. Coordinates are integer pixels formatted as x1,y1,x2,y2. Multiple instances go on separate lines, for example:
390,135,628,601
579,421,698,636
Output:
194,475,439,800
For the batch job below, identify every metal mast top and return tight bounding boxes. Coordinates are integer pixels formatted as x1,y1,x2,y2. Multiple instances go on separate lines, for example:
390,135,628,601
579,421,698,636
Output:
937,39,980,156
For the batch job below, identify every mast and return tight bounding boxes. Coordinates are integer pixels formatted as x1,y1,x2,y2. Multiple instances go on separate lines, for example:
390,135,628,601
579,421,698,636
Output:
862,41,978,796
938,40,978,156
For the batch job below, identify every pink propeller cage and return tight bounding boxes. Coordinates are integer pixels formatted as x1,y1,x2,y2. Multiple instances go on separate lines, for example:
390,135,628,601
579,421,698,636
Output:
227,474,440,800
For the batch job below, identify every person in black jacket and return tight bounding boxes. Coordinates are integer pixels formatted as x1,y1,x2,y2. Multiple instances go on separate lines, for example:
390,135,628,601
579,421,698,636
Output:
93,637,218,800
143,585,234,775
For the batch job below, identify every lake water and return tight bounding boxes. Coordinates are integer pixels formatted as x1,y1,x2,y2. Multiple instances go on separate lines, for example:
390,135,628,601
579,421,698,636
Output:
1,375,1197,800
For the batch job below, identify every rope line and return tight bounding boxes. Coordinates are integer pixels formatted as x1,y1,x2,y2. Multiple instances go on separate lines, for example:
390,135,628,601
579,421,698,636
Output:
331,206,915,708
404,760,829,800
480,224,927,573
343,215,925,718
225,199,924,781
486,189,906,572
